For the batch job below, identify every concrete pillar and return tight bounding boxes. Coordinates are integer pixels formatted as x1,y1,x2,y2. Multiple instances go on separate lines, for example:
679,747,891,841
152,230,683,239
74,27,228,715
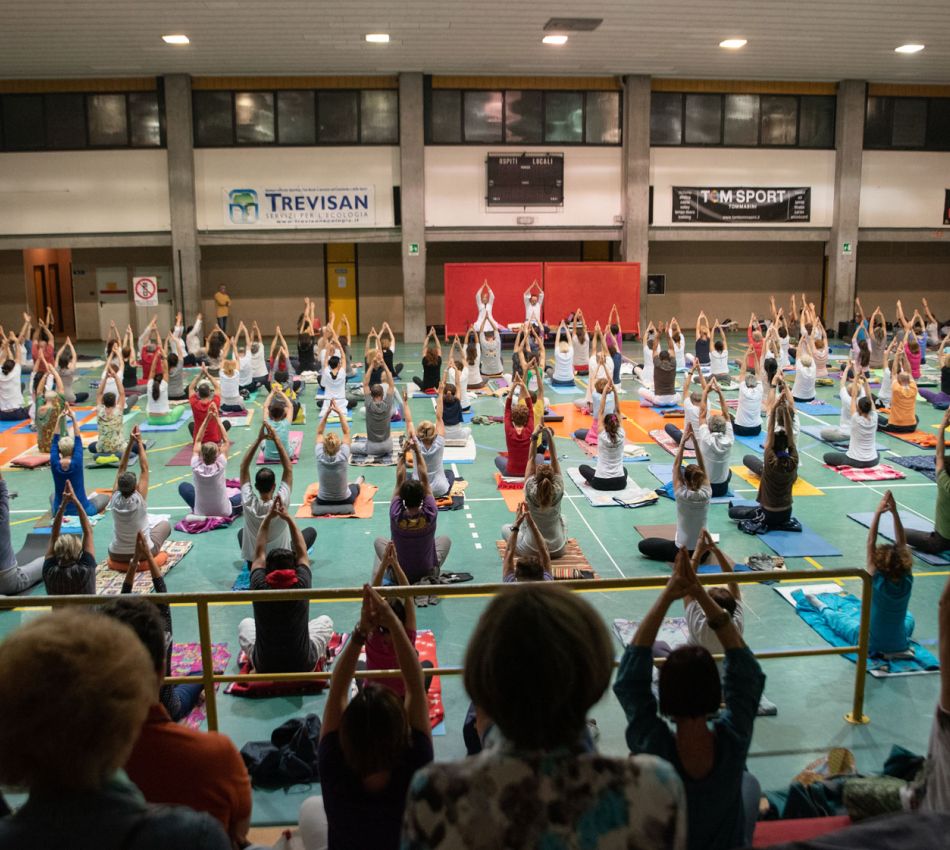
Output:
163,74,202,320
827,80,866,331
621,75,651,334
399,73,427,343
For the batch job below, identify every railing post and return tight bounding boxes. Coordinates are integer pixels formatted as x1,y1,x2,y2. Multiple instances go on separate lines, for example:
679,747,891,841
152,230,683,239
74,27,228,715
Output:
196,601,219,732
845,571,871,725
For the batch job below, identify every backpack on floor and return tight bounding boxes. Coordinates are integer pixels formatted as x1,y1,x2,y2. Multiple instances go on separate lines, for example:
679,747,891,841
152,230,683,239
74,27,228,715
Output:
240,713,322,788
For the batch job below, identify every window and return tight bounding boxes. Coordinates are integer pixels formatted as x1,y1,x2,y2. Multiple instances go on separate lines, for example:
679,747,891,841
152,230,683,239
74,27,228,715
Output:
864,95,950,150
128,92,162,147
428,86,621,145
651,92,834,148
276,91,316,145
194,91,234,146
545,91,583,143
463,91,503,142
87,94,128,146
360,90,398,143
684,94,722,144
234,92,274,144
317,91,358,143
723,94,759,146
586,91,621,144
45,93,86,149
1,95,44,151
505,90,543,143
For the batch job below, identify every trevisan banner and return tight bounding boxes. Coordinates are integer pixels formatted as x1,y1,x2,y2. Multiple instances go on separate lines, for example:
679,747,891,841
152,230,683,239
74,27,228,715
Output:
223,186,375,228
673,186,811,223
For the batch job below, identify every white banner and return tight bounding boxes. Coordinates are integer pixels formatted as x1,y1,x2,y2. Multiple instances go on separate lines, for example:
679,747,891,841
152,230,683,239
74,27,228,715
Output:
223,186,376,228
132,276,159,306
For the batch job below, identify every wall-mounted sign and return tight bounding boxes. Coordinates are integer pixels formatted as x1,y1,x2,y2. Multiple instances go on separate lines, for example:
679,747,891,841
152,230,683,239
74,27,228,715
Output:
223,186,376,228
647,273,666,295
487,153,564,207
132,276,158,306
673,186,811,223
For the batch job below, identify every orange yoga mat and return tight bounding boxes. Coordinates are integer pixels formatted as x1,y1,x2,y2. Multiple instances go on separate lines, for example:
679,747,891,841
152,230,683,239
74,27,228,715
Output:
494,472,525,512
296,482,378,519
544,401,679,444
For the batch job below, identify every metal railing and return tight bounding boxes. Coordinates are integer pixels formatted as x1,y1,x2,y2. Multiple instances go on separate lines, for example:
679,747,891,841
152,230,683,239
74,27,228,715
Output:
0,568,873,731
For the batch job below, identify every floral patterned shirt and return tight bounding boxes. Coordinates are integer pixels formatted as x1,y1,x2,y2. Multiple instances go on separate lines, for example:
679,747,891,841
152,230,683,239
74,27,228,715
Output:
97,405,126,455
402,734,686,849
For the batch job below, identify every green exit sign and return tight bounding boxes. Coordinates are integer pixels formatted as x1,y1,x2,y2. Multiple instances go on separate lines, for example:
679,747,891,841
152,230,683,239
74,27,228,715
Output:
408,242,420,256
842,242,853,255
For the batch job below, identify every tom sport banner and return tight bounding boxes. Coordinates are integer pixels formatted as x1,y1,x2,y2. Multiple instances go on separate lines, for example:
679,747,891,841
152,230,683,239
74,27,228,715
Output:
223,186,376,228
673,187,811,223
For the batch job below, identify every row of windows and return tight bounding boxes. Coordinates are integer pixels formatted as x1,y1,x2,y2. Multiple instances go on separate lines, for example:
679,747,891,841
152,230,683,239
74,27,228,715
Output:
865,96,950,150
193,89,399,147
0,91,162,151
650,93,836,148
427,89,622,145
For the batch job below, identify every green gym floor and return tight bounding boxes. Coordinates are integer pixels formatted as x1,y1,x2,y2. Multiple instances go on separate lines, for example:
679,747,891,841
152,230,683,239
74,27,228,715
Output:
1,336,945,825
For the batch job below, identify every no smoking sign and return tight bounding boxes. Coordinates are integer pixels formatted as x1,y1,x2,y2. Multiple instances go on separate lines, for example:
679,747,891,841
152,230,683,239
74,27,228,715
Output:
132,276,158,306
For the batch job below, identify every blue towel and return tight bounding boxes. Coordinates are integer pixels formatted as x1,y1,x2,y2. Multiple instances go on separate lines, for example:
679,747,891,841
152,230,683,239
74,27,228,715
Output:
232,566,251,591
796,401,841,416
733,433,765,453
792,589,939,676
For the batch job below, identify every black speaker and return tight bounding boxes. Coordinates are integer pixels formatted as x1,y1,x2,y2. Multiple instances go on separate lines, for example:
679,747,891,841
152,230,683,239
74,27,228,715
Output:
392,186,401,227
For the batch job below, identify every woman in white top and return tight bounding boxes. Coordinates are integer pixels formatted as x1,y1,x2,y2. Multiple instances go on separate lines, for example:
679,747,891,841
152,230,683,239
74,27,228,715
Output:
146,349,171,420
819,365,864,444
319,331,349,416
478,315,503,380
549,321,576,387
463,326,483,390
636,321,657,388
248,322,270,385
876,337,901,409
733,352,765,437
218,352,245,414
108,433,170,560
571,312,590,374
668,317,687,372
791,337,817,403
578,381,627,490
639,425,712,561
178,408,241,517
709,322,730,382
445,336,472,411
823,375,879,468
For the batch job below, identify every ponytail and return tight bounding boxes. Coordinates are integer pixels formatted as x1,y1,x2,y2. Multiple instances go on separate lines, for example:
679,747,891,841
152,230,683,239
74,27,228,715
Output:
603,413,620,442
534,464,556,507
151,374,162,402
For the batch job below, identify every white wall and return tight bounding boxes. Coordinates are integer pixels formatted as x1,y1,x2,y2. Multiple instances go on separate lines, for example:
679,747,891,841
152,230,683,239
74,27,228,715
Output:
860,151,950,229
0,150,170,234
650,148,836,227
424,146,622,228
193,147,399,231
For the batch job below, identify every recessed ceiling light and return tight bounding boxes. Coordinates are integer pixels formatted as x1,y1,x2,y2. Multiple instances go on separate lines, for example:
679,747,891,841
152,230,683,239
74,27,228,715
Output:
161,34,190,45
365,33,390,43
719,38,747,49
895,43,925,54
542,34,569,45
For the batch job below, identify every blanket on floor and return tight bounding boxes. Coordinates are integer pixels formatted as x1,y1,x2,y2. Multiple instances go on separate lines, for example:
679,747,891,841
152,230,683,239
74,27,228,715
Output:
169,642,231,730
889,454,937,482
95,540,192,594
649,429,696,458
495,537,599,579
826,463,906,482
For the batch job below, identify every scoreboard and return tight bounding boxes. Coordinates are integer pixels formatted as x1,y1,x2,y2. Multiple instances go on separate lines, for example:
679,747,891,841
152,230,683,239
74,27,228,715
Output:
486,153,564,207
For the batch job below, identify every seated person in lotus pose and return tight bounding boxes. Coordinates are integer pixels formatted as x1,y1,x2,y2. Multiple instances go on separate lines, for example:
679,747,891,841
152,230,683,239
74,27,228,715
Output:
238,496,334,674
478,315,503,380
578,379,628,492
42,481,97,596
179,406,241,517
353,352,397,463
877,348,918,434
439,371,470,444
0,334,30,421
799,491,915,657
614,547,765,850
109,428,170,562
54,336,89,405
696,380,734,498
412,327,443,393
822,374,879,469
495,376,535,478
50,407,109,517
188,368,231,441
403,388,453,498
638,333,677,407
89,370,135,458
547,321,577,387
502,503,553,583
905,407,950,557
261,384,296,462
0,468,44,594
145,348,181,425
314,401,363,510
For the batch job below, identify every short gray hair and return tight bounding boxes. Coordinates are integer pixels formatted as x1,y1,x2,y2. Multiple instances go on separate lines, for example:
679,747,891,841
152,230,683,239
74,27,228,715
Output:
709,414,728,434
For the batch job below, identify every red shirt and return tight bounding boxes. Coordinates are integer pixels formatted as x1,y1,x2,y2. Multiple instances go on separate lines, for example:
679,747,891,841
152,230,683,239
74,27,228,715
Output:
125,703,251,840
504,395,535,477
191,393,223,443
140,346,164,382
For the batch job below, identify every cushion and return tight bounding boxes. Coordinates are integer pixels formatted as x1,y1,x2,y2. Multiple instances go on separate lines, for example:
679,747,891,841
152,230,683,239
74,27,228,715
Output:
310,501,355,517
106,550,169,573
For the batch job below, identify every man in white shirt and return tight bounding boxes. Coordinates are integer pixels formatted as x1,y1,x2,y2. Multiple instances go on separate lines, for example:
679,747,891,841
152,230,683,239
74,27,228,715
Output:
109,430,170,562
696,381,735,498
238,424,315,566
523,282,544,330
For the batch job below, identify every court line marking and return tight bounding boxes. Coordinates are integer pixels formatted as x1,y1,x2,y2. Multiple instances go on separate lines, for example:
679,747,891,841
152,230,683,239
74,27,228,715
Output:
565,494,625,578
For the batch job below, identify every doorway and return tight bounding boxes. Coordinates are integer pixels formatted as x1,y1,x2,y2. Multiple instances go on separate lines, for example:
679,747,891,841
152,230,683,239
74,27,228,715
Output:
25,249,76,336
325,244,358,333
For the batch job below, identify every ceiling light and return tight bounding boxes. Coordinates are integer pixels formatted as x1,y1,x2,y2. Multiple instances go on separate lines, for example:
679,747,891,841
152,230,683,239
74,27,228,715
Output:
365,33,390,43
719,38,747,49
895,43,925,54
542,35,569,45
161,34,190,45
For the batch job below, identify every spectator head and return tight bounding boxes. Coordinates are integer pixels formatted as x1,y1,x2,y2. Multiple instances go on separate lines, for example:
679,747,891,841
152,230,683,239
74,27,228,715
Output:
117,471,137,498
416,421,436,445
52,533,82,567
464,584,612,749
399,478,425,512
370,383,384,401
872,543,913,583
659,645,721,719
709,414,728,435
510,403,529,428
98,596,166,678
102,392,117,409
0,610,153,792
254,466,276,497
196,381,213,400
323,432,341,456
200,442,219,465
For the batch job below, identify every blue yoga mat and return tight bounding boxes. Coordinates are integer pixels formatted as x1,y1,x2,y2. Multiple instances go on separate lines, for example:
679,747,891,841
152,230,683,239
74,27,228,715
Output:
848,511,950,566
733,433,765,453
647,464,733,503
759,524,841,558
0,419,27,433
698,562,752,574
138,411,192,432
545,380,584,396
796,401,841,416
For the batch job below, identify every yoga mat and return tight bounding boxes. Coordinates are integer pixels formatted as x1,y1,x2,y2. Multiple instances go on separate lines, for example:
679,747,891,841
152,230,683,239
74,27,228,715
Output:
166,444,195,466
827,463,905,482
890,430,938,448
649,429,695,458
495,537,599,579
732,432,765,453
730,465,824,496
14,532,49,567
848,512,950,566
889,454,937,482
566,467,659,508
296,482,377,519
139,410,192,432
170,642,231,731
80,411,137,432
774,584,939,678
349,440,400,467
430,399,476,422
257,431,303,464
95,540,193,594
544,379,585,396
646,464,734,504
756,524,841,558
796,401,841,416
0,419,28,433
443,436,477,464
493,472,525,512
800,424,889,453
634,523,721,545
572,436,649,463
221,410,255,427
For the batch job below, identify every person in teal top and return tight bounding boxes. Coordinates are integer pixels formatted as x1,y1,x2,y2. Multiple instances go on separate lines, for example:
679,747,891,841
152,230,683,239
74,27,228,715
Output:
804,490,914,656
262,386,294,463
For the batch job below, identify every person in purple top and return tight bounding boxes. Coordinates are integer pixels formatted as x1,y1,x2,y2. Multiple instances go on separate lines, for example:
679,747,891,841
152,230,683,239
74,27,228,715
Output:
372,438,451,584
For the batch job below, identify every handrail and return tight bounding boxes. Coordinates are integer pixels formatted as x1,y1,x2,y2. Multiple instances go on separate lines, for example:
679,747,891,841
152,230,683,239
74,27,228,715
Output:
0,568,872,731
